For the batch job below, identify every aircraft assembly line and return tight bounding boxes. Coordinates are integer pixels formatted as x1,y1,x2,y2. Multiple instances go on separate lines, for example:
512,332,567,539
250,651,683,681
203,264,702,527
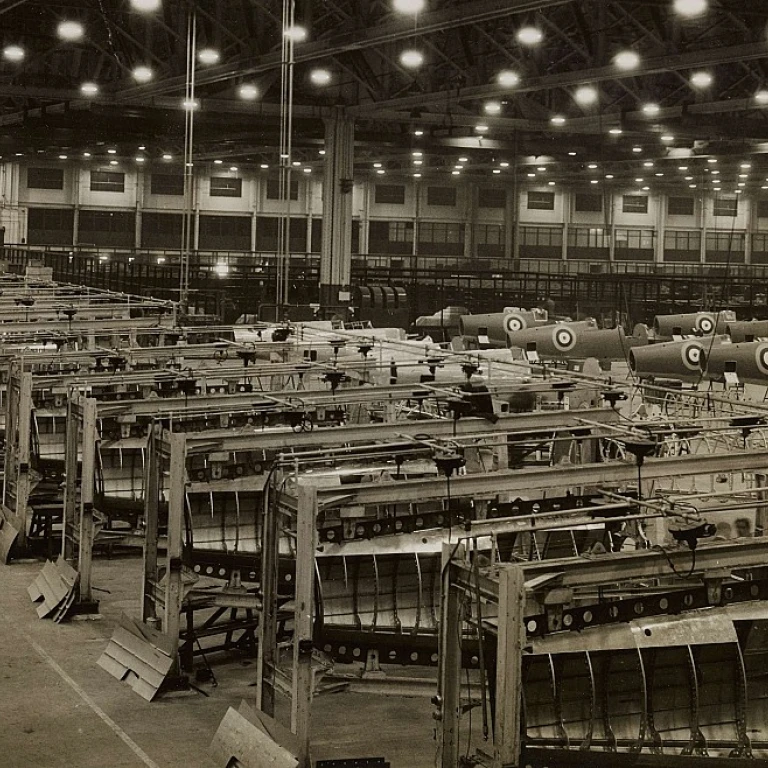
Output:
4,268,768,767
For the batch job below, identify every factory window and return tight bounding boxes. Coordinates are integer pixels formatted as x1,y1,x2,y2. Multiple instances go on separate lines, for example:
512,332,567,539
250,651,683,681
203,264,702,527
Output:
255,216,307,251
419,222,463,244
520,226,562,247
476,224,506,245
199,215,251,250
706,231,745,251
90,171,125,193
664,230,701,251
210,176,243,197
266,177,299,200
574,193,603,213
27,207,75,246
141,212,183,248
78,210,135,247
426,186,457,206
758,200,768,219
668,196,694,216
150,173,184,196
388,221,413,242
567,227,608,247
622,195,648,214
713,195,738,217
615,228,655,249
375,184,406,205
478,187,506,209
527,191,555,211
27,167,64,190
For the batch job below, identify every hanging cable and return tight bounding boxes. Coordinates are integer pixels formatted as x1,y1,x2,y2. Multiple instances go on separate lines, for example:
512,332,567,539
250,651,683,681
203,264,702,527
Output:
180,10,197,313
276,0,296,312
695,186,739,389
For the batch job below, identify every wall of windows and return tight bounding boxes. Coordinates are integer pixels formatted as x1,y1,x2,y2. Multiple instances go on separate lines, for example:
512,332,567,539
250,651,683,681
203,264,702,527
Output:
10,160,768,266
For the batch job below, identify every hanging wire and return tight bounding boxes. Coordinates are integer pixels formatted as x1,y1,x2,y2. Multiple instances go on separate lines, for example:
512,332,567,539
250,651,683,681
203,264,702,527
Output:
180,10,197,313
276,0,296,312
695,183,740,389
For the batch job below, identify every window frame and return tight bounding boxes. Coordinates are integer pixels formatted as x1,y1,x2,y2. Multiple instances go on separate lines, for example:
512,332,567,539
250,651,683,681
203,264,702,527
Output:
210,176,243,198
90,171,125,193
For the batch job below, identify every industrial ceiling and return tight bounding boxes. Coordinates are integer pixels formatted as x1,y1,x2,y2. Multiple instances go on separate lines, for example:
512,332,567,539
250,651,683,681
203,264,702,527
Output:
1,0,767,191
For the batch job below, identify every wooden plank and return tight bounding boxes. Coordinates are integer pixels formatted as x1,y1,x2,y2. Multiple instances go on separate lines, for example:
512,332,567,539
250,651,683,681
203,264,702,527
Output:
293,483,318,765
493,565,526,768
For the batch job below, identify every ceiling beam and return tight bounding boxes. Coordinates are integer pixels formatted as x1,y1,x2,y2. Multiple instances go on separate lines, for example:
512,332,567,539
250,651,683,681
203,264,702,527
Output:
116,0,575,100
349,40,768,116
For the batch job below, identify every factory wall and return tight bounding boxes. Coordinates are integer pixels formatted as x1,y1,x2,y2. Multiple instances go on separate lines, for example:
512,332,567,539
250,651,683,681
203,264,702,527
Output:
6,160,767,265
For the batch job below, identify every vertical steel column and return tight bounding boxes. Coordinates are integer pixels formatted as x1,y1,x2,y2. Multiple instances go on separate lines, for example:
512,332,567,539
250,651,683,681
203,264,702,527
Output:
292,481,318,767
466,182,477,261
320,109,354,308
77,398,97,604
506,178,520,265
494,565,526,768
655,193,666,265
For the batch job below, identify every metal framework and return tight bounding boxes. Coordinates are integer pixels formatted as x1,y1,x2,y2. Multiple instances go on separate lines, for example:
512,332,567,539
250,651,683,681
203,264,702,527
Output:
1,2,768,178
440,540,768,766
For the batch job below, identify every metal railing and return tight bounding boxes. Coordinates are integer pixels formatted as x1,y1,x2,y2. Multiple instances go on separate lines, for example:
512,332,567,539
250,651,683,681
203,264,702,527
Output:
4,243,767,323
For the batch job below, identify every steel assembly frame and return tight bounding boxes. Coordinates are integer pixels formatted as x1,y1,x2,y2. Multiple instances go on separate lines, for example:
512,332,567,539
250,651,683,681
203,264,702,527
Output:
439,539,768,767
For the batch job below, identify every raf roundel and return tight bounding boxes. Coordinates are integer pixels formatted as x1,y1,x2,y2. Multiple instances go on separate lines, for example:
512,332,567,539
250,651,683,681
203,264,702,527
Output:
552,325,577,352
696,315,715,334
683,341,703,370
756,345,768,376
505,314,527,333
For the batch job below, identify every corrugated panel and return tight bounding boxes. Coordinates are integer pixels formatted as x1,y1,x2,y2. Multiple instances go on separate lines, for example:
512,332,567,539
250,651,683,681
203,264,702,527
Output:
210,700,299,768
27,557,78,620
97,613,175,701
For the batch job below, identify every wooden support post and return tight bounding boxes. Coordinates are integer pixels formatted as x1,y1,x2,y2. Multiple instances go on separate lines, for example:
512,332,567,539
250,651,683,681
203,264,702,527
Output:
2,371,33,550
77,398,97,603
494,565,526,768
142,430,161,624
257,470,280,716
292,482,317,768
163,431,186,655
755,472,768,537
439,542,465,768
61,394,80,563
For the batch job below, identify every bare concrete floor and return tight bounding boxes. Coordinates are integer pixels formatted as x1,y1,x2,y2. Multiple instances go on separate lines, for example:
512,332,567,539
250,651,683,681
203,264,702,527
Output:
0,555,470,768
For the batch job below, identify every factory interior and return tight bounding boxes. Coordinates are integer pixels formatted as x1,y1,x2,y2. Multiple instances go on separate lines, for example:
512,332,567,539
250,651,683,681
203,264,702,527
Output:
5,1,768,767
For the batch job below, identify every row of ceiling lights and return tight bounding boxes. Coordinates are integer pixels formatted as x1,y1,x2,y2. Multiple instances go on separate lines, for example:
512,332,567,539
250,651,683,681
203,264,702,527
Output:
5,151,323,173
5,148,763,193
0,0,723,103
0,0,436,98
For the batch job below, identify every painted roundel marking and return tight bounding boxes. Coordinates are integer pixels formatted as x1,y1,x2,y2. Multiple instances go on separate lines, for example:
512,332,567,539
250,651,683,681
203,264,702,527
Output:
756,345,768,376
683,342,703,371
552,325,577,352
505,314,527,333
696,315,715,334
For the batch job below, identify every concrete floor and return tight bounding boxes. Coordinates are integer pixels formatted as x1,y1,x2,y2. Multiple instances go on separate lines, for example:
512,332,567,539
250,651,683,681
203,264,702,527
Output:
0,555,468,768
